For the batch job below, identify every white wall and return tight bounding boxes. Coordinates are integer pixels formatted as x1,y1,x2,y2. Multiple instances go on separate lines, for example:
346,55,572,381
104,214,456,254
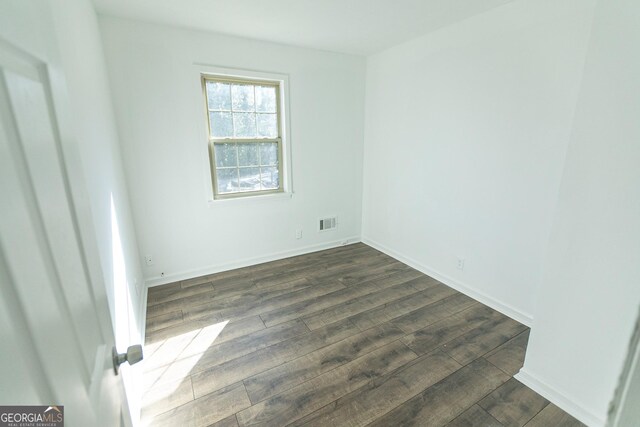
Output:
518,0,640,425
98,16,366,285
361,0,596,324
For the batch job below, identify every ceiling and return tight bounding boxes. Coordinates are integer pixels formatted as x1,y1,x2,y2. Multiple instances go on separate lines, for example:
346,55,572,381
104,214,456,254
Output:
92,0,515,56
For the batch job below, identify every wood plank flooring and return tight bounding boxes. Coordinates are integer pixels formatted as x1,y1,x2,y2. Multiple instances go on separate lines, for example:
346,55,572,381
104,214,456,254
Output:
142,243,584,427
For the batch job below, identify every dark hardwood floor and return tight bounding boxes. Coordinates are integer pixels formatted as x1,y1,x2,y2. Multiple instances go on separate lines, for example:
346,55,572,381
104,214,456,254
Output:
142,243,584,427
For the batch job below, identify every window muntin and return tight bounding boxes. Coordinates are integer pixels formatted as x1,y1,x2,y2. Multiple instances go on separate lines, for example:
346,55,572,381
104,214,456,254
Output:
203,75,283,199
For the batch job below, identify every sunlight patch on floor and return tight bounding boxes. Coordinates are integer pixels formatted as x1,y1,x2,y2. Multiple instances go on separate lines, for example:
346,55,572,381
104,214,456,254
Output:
141,320,229,421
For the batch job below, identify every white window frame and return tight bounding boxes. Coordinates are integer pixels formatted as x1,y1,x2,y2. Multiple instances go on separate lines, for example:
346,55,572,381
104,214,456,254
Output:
198,65,292,201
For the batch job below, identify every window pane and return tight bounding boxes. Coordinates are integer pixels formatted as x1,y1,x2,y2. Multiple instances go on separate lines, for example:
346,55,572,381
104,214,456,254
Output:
257,113,278,138
216,168,239,194
260,142,278,166
260,166,279,190
209,112,233,138
233,113,257,138
206,79,283,198
238,143,259,166
255,86,276,113
206,81,231,110
214,143,237,167
239,167,261,192
231,84,255,112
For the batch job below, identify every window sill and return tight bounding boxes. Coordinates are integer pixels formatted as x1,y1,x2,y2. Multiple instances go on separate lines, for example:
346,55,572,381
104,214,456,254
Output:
207,191,293,207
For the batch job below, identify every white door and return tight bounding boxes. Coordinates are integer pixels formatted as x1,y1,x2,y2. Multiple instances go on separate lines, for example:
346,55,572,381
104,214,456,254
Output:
0,32,129,427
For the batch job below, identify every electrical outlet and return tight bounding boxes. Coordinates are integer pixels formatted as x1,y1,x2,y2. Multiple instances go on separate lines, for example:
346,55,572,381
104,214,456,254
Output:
145,255,153,266
456,257,465,271
295,229,302,239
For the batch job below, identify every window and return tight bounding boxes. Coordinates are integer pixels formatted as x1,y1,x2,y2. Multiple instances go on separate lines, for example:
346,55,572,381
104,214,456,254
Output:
203,75,284,199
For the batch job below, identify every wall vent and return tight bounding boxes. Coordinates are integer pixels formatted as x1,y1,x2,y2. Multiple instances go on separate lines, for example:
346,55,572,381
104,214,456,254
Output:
319,216,337,232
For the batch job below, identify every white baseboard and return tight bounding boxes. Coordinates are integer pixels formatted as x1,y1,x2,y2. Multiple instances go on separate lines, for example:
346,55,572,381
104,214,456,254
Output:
515,368,606,427
362,237,534,327
139,284,148,343
145,236,361,287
